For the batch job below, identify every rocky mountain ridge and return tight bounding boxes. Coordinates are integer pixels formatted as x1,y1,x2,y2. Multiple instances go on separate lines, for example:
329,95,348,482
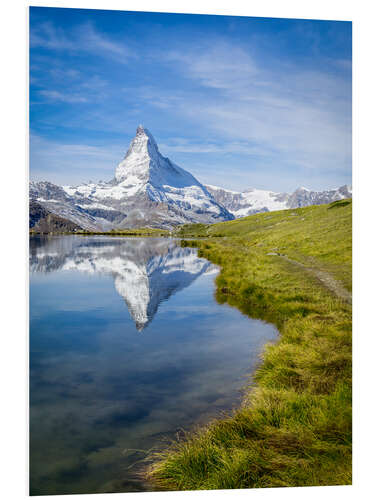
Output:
29,200,83,233
206,184,352,218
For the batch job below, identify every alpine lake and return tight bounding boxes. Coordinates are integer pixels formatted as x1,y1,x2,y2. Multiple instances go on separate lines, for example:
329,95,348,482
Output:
29,235,278,495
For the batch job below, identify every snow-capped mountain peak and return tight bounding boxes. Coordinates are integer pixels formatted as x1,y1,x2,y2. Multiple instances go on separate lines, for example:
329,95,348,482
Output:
30,126,233,230
115,125,159,183
115,124,207,192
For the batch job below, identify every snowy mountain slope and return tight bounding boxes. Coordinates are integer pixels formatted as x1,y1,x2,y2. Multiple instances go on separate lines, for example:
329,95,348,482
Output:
29,181,111,231
30,236,216,330
30,126,233,230
206,184,352,218
205,185,289,217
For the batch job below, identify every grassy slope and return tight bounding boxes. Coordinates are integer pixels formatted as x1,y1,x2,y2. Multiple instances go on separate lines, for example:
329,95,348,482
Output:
149,199,352,489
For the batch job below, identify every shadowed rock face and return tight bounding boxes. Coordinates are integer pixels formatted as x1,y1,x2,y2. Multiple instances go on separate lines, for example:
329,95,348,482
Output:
30,236,216,330
30,200,83,233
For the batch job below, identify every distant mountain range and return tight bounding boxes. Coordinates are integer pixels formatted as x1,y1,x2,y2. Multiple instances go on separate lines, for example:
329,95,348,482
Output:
29,125,352,231
206,184,352,218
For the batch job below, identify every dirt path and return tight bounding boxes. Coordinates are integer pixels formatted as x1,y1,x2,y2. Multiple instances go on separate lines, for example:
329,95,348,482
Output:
267,252,352,305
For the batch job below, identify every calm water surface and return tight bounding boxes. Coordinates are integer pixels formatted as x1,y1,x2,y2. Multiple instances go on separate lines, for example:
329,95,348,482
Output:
29,235,277,495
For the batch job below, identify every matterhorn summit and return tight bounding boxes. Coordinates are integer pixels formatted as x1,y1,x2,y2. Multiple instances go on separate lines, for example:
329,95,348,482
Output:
110,124,232,227
115,125,209,192
115,125,161,183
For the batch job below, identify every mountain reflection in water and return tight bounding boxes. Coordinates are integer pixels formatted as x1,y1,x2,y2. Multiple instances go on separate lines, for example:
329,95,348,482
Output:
29,235,278,495
30,235,216,330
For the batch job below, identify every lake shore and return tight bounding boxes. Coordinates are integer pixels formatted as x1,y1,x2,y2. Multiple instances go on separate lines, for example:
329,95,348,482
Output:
29,228,171,237
148,200,352,489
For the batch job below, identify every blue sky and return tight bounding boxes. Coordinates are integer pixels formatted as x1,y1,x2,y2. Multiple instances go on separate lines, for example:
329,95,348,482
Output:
29,7,352,192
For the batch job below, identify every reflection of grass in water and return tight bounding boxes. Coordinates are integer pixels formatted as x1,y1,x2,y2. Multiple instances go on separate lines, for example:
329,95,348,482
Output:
30,424,150,495
29,389,155,495
150,200,352,489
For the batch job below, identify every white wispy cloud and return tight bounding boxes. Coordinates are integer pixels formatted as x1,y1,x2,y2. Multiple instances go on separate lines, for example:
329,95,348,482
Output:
39,90,88,103
30,21,135,63
33,71,110,104
165,42,258,90
47,68,82,80
159,138,272,157
79,22,131,60
30,134,124,185
156,40,352,174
